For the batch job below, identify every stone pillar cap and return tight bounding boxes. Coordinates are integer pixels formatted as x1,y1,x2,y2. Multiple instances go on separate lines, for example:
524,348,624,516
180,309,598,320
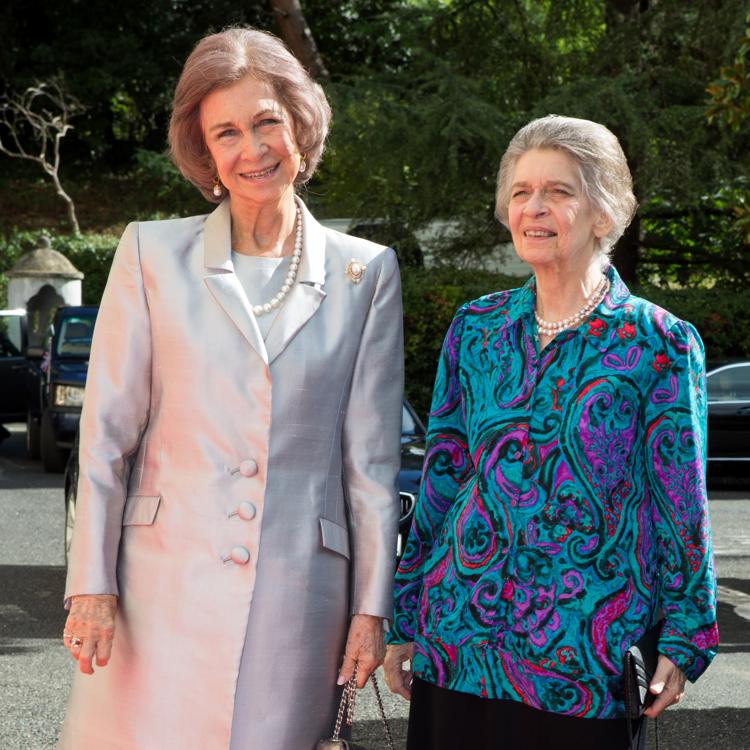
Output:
7,236,83,279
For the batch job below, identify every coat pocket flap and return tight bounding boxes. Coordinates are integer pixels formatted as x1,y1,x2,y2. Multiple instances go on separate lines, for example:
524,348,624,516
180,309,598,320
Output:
123,494,161,526
319,517,350,560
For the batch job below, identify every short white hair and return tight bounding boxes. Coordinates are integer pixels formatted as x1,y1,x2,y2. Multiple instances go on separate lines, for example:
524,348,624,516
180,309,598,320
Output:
495,115,637,257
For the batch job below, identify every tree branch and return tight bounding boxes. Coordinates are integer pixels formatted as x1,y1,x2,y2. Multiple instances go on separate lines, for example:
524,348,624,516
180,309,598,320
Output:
0,80,83,234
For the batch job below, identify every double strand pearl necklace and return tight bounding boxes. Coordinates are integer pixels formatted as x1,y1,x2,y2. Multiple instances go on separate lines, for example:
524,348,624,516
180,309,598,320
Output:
534,275,610,336
249,200,303,317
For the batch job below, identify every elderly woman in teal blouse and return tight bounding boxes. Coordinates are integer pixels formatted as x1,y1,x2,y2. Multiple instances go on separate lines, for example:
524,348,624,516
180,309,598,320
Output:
384,116,718,750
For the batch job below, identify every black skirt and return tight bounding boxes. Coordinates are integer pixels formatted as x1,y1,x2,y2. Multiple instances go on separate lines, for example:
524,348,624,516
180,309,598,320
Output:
406,677,647,750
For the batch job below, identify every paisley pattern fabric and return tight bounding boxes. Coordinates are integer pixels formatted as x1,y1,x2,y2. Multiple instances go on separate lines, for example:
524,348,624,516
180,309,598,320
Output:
388,266,718,719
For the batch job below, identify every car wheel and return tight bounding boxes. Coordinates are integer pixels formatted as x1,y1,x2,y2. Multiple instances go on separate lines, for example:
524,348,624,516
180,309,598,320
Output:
26,412,41,460
65,483,76,564
41,411,66,473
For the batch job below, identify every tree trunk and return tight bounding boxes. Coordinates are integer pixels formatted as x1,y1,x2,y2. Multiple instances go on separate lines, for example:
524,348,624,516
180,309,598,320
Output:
48,168,80,235
268,0,329,79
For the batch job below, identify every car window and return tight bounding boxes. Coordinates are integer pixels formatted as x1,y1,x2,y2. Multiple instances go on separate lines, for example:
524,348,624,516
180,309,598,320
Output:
401,404,420,435
707,364,750,402
0,315,23,358
55,314,96,358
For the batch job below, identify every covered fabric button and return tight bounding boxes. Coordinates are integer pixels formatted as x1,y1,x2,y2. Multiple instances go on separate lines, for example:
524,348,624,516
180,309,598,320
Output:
239,459,258,477
237,501,257,521
230,546,251,565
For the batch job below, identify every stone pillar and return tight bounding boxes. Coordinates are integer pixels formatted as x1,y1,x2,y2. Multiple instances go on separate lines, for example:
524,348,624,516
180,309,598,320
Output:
7,236,84,356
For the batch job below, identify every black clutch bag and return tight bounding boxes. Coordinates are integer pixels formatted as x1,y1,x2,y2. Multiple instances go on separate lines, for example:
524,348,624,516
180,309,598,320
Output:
623,619,663,750
623,619,662,719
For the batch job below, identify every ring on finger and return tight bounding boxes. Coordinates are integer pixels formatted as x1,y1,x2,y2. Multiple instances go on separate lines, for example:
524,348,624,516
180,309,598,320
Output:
69,636,84,648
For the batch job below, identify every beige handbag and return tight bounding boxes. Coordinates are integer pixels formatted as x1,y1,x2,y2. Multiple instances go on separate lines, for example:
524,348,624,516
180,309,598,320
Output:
316,665,395,750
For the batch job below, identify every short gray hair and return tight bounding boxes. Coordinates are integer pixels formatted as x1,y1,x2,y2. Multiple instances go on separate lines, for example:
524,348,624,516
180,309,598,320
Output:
495,115,637,257
169,27,332,203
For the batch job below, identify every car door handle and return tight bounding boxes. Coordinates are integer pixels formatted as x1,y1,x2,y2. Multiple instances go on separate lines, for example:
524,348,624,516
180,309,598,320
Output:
737,405,750,415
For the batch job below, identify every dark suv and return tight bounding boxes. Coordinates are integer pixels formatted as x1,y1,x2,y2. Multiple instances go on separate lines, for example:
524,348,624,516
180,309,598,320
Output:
28,305,98,472
0,309,34,430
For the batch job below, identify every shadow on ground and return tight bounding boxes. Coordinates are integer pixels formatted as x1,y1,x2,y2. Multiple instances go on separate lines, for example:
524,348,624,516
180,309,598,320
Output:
0,565,67,640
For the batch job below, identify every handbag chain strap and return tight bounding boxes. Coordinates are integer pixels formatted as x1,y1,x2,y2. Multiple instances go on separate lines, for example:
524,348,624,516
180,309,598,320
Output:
332,664,358,740
370,668,396,750
331,663,395,750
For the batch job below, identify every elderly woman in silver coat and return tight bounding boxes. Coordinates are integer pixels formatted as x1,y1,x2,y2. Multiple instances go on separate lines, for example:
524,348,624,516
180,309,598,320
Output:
58,27,403,750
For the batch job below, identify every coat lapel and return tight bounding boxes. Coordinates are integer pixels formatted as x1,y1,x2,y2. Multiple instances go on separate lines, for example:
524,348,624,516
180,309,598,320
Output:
202,200,269,364
265,200,327,365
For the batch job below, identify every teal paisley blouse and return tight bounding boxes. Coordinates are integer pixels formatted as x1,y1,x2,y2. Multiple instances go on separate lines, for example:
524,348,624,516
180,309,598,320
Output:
388,266,719,719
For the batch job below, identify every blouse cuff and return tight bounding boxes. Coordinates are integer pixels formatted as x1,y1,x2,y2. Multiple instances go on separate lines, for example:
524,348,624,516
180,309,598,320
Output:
659,621,719,682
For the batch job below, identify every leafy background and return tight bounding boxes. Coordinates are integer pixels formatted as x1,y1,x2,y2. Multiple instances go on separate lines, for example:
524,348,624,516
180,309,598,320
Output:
2,0,749,415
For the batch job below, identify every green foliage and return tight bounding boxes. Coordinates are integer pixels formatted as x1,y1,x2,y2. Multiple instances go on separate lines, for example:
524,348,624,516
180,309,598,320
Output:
706,13,750,133
2,0,750,320
0,0,271,161
703,12,750,255
315,0,611,265
632,283,750,367
0,229,117,308
299,0,413,75
639,178,750,289
307,0,750,286
111,91,148,143
320,56,514,265
402,267,750,418
132,148,203,214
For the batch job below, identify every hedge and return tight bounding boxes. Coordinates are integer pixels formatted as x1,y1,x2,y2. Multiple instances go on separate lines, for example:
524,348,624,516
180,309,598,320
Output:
403,270,750,417
2,229,748,420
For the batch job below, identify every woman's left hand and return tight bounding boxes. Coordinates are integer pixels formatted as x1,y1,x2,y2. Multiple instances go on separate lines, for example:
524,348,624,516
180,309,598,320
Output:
643,654,687,718
337,614,385,688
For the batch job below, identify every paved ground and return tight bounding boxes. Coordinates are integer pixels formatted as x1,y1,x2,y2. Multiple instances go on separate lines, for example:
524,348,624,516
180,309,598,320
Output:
0,423,748,749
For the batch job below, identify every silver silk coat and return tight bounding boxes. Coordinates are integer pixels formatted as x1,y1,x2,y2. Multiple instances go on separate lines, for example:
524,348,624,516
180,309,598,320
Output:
58,199,404,749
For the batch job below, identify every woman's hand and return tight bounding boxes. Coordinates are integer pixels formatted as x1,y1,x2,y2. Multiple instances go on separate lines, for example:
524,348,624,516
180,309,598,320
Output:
63,594,118,675
383,642,415,700
337,614,385,688
643,654,687,718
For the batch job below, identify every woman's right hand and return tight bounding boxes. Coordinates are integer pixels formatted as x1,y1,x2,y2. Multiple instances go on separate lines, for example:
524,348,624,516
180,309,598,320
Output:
383,642,415,700
63,594,118,675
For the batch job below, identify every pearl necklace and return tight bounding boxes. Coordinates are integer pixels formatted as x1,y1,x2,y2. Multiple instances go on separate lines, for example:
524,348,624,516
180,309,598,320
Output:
534,275,610,336
250,200,303,317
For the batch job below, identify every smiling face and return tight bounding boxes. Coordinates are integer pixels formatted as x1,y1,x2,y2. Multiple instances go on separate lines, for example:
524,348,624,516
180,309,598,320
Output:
200,76,301,208
505,148,612,273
